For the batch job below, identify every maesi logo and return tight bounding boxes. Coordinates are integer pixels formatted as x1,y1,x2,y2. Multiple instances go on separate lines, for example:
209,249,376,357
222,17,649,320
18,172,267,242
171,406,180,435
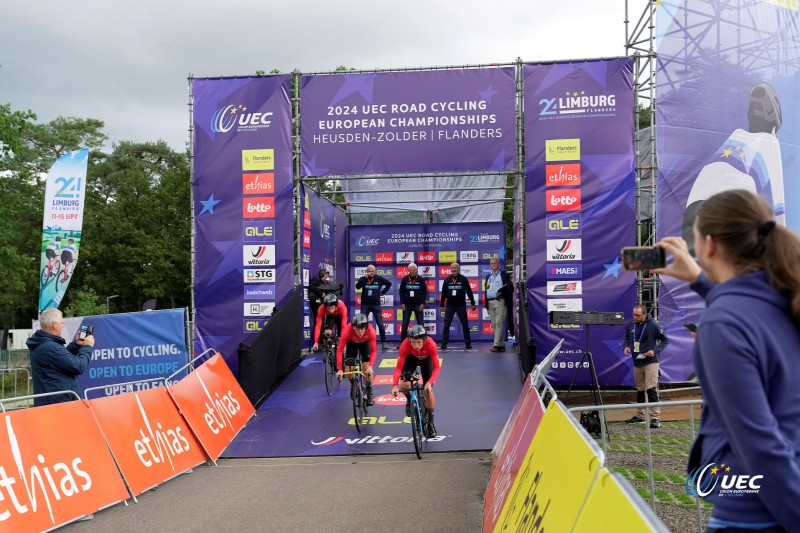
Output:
243,220,275,243
546,239,582,261
357,235,380,247
243,245,275,266
311,434,447,446
243,197,275,218
375,252,393,264
211,104,273,133
244,268,275,284
687,463,763,498
417,252,436,264
396,252,414,263
242,173,274,195
546,189,581,212
547,263,582,279
546,164,581,187
546,214,581,237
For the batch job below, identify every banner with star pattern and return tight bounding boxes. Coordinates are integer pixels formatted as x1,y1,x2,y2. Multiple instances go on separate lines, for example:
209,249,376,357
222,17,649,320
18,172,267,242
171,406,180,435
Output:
299,67,516,176
192,75,294,375
655,0,800,380
523,58,638,386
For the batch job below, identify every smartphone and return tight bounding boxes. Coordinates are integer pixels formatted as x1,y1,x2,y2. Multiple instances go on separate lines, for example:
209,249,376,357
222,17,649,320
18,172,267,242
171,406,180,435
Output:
621,246,666,270
78,324,94,341
684,323,697,333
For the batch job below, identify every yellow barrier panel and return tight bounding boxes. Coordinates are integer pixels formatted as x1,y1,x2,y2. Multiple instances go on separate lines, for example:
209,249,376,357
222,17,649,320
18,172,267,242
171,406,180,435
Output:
493,401,602,532
574,469,667,532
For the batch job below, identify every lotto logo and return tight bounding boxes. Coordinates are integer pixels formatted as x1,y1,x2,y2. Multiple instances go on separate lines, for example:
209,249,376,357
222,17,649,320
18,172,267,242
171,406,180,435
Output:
243,196,275,218
546,189,581,212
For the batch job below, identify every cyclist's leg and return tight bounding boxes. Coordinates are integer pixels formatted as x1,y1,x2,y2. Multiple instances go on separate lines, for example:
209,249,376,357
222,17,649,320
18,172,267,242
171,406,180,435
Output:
419,357,437,437
399,356,419,416
358,342,374,404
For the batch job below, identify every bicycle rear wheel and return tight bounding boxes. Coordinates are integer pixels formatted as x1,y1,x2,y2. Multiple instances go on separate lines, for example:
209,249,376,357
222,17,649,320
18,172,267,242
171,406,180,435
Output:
353,379,365,433
324,349,334,396
411,397,424,459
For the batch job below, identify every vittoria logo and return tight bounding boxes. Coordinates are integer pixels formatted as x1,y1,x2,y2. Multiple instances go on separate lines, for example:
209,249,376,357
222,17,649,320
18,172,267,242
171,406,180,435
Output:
546,239,582,261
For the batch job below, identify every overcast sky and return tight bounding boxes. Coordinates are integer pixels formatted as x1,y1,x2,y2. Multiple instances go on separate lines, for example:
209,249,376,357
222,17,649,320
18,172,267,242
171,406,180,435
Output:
1,1,635,152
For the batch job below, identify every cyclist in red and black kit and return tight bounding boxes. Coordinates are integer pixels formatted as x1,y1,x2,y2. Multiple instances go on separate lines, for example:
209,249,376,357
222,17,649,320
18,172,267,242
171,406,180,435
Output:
311,294,348,352
391,324,440,437
335,313,377,406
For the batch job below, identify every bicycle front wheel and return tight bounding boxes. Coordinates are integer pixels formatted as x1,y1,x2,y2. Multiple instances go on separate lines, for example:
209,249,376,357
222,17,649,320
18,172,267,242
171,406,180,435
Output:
410,398,424,459
324,350,334,396
353,380,364,433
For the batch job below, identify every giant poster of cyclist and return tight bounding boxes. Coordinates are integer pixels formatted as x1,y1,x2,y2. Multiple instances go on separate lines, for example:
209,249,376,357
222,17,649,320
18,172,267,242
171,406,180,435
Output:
38,148,89,311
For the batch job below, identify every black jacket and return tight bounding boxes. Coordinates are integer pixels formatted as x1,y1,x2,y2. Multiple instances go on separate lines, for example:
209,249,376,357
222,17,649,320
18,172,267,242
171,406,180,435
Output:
484,269,514,310
440,274,475,307
399,274,427,306
355,275,392,306
624,317,669,367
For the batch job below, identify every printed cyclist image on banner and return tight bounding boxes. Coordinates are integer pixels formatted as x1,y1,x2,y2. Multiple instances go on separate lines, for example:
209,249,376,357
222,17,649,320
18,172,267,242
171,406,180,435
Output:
524,58,636,386
655,0,800,380
348,222,505,342
192,75,293,375
39,148,89,311
77,309,189,397
300,67,516,175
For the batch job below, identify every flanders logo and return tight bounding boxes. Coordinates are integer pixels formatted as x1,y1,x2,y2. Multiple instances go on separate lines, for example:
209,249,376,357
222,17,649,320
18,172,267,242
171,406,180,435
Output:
686,463,763,497
242,149,274,171
545,139,580,162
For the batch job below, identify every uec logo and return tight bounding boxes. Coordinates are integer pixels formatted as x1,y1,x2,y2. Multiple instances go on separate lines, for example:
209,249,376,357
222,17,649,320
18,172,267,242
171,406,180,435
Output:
211,104,274,133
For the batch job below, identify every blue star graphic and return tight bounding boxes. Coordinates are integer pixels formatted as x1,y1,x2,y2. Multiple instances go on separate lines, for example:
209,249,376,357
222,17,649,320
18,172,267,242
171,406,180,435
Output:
198,193,221,215
478,84,500,104
603,256,624,279
330,73,377,105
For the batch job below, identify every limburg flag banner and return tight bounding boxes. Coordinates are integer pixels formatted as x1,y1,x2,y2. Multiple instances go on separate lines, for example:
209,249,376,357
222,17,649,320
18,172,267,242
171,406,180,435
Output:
38,148,89,311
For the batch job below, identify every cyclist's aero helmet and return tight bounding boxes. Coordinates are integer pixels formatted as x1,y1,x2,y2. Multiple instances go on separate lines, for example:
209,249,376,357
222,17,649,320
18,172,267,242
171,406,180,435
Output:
323,294,338,306
352,314,368,328
408,325,427,340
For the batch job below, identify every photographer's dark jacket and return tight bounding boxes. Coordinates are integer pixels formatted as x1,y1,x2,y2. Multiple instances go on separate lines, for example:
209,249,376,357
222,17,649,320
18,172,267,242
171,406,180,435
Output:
27,330,92,406
623,317,669,367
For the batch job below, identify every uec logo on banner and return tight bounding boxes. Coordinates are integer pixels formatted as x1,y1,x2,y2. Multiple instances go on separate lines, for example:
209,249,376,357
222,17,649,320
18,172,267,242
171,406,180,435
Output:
686,463,763,498
211,104,273,133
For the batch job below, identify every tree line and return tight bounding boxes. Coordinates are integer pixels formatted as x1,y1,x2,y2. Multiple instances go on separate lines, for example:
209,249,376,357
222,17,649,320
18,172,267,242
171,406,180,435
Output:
0,103,191,333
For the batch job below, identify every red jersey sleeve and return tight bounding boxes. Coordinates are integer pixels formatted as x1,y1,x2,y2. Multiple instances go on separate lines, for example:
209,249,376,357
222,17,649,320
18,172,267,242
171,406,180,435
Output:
336,324,352,368
393,340,410,386
424,337,441,384
366,325,377,367
314,305,327,341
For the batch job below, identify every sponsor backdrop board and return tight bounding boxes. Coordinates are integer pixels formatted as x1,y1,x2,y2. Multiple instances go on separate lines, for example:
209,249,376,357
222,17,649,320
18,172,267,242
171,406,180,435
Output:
300,68,516,175
655,0,800,380
348,222,506,342
524,58,637,386
223,349,520,457
192,76,294,374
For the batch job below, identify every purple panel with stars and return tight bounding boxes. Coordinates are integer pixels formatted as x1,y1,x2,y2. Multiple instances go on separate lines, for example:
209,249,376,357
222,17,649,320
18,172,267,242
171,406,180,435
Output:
192,75,294,375
299,68,516,176
523,58,639,387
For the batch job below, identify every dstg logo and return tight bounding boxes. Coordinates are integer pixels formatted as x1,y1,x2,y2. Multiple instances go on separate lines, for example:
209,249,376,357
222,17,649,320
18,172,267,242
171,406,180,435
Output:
546,214,581,237
459,251,478,263
547,263,582,279
546,239,582,261
244,268,275,283
546,164,581,187
546,189,581,212
211,104,273,133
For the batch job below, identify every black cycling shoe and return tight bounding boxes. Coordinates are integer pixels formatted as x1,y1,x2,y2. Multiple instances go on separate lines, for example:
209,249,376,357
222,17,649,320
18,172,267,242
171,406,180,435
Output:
405,403,411,417
424,422,437,438
366,392,374,406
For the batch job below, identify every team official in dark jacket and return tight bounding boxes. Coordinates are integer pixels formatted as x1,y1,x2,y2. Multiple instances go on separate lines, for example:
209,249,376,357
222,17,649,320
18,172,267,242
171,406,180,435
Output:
28,308,94,406
399,262,427,341
439,262,476,350
355,264,392,350
484,257,514,352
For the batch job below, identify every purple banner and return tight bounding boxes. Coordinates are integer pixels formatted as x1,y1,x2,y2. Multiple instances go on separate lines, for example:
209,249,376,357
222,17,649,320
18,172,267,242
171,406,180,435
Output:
348,223,506,341
192,76,294,374
524,59,637,386
300,68,516,175
656,1,800,381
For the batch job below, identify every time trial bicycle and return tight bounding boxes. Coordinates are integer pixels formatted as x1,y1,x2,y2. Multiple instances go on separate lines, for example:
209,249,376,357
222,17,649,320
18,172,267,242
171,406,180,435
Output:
399,371,429,459
340,353,369,433
321,332,338,396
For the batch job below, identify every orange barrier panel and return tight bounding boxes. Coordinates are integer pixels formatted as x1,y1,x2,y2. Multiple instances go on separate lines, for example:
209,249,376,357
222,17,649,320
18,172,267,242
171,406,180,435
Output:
483,380,546,532
89,387,208,496
167,353,256,461
0,402,129,531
